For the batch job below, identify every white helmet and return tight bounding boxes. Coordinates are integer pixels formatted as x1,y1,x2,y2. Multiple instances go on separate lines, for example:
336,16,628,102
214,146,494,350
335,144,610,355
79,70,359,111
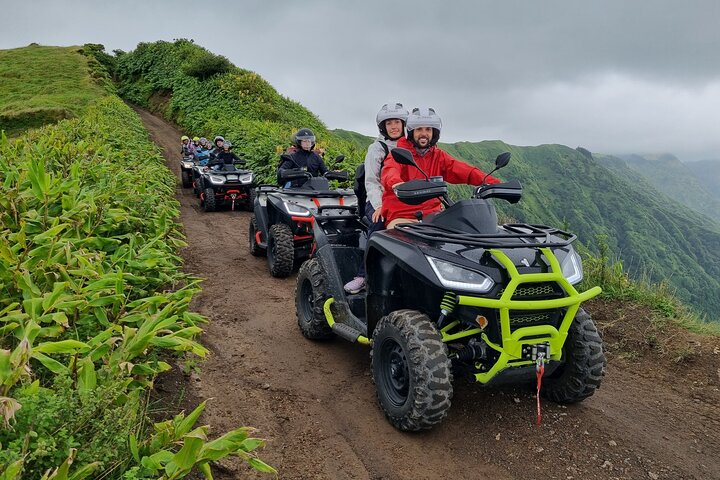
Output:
376,102,409,139
406,107,442,147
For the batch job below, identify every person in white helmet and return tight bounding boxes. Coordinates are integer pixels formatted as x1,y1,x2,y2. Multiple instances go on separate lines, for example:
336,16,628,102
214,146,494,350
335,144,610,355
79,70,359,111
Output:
381,107,502,229
344,103,409,294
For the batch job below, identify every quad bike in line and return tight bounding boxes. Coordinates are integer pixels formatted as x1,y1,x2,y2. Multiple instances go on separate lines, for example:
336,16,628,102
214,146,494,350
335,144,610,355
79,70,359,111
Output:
198,160,256,212
249,155,361,278
180,154,196,188
294,148,605,431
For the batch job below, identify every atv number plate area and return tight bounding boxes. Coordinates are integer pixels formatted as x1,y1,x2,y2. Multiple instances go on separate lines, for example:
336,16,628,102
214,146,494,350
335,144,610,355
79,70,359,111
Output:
521,342,550,362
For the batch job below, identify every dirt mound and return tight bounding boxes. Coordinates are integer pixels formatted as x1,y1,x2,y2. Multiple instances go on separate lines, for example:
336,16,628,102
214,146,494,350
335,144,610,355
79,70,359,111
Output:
136,106,720,480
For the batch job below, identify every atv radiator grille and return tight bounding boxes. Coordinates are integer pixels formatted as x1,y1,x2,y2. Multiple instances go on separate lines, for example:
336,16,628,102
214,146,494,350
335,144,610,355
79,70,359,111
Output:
498,282,559,299
509,312,553,326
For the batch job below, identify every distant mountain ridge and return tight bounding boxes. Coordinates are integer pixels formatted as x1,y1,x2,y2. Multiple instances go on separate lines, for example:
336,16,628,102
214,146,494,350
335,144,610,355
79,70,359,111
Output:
331,130,720,319
607,153,720,223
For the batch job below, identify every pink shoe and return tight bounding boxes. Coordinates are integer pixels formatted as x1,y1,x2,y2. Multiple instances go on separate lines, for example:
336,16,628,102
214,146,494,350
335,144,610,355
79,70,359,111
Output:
344,276,366,294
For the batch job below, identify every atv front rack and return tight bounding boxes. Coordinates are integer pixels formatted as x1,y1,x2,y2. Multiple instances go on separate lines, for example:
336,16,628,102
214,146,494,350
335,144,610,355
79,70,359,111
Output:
396,222,577,248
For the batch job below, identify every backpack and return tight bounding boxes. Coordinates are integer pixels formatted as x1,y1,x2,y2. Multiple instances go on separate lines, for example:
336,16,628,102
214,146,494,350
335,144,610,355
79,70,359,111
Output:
354,141,389,219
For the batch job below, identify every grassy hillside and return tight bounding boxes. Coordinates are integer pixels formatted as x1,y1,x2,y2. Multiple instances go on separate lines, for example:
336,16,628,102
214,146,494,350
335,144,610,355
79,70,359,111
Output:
114,39,365,183
0,44,112,135
439,141,720,319
332,128,374,150
688,159,720,198
610,153,720,223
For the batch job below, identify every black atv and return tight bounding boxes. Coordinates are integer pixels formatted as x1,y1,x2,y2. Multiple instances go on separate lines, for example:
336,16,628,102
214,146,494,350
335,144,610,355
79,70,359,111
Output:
180,154,196,188
249,156,361,278
198,161,256,212
294,148,605,431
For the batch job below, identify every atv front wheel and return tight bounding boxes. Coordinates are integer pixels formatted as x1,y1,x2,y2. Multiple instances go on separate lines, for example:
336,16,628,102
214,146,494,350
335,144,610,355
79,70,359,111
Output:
203,188,217,212
295,258,334,340
267,223,294,277
246,187,257,212
181,170,192,188
248,215,266,257
542,308,605,403
371,309,453,431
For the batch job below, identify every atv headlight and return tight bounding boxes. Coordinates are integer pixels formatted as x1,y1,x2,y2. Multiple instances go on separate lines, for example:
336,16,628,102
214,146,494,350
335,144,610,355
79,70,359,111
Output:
209,175,225,185
182,161,194,169
239,173,253,184
426,257,494,294
285,203,311,216
560,249,583,285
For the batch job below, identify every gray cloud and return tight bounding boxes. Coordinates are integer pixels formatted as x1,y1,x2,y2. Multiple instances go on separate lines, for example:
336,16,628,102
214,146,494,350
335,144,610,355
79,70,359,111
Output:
1,0,719,159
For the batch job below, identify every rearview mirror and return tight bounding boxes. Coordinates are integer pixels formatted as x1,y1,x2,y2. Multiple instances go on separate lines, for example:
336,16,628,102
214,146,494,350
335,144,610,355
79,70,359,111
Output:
334,155,345,163
390,148,417,167
495,152,511,169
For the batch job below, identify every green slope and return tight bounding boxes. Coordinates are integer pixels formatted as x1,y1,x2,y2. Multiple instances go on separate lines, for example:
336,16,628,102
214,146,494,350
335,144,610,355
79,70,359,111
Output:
687,159,720,199
0,44,112,135
612,153,720,223
332,128,374,150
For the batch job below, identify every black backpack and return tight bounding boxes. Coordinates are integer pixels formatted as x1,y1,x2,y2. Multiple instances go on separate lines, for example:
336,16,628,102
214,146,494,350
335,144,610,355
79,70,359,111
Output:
354,141,389,219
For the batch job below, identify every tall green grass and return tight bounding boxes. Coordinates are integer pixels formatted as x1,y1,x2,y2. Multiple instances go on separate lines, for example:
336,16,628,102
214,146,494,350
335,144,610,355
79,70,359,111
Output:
0,45,274,479
0,45,112,136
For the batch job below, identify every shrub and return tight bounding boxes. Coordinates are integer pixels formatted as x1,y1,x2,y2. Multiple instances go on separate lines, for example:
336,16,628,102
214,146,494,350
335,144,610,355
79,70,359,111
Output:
183,51,232,80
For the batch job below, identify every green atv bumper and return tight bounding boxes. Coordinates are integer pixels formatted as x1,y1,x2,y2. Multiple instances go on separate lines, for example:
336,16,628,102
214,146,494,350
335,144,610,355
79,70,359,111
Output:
442,247,601,384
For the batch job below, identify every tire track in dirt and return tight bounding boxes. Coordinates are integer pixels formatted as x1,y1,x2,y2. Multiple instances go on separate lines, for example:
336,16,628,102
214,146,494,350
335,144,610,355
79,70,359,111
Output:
135,106,720,480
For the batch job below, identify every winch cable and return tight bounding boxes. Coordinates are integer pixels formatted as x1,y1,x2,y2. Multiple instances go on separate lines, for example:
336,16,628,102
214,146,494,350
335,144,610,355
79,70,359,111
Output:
535,353,545,426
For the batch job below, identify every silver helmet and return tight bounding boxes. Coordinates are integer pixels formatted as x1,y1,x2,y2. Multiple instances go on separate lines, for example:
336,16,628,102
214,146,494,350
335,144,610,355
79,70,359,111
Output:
376,102,409,139
406,107,442,147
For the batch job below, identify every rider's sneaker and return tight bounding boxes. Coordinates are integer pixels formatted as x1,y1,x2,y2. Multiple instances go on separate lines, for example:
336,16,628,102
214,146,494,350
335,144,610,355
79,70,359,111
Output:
344,276,366,294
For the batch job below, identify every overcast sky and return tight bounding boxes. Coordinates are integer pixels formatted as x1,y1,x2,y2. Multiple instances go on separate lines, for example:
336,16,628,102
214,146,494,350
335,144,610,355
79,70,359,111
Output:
2,0,719,161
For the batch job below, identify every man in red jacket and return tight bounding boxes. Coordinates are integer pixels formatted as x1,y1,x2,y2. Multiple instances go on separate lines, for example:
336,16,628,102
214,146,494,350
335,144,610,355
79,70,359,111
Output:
380,107,502,228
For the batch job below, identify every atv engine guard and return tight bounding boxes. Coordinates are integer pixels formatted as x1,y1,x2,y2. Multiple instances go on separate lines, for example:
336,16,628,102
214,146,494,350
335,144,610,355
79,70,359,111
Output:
445,247,601,384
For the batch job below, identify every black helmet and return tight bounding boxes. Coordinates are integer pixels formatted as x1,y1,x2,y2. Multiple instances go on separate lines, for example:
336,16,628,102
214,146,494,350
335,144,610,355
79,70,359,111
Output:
293,128,316,149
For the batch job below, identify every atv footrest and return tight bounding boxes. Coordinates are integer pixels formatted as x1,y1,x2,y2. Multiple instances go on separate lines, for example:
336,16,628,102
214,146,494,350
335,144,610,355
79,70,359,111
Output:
331,322,364,343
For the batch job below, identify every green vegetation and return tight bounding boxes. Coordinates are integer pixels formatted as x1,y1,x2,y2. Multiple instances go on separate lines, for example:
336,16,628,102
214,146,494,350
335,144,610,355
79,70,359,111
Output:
0,47,273,478
114,39,366,184
0,45,111,136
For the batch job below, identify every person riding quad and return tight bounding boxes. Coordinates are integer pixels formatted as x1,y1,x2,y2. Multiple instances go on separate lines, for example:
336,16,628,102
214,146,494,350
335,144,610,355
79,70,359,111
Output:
278,128,329,188
381,107,502,229
181,135,196,157
344,102,409,294
209,141,242,169
194,137,212,165
209,135,226,160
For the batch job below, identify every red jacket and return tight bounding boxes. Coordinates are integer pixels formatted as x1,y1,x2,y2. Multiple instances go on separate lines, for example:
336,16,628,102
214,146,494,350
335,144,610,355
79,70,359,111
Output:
380,137,501,224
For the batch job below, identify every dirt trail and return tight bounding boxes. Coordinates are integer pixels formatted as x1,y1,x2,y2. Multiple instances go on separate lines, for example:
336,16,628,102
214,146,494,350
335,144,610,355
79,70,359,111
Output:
135,107,720,480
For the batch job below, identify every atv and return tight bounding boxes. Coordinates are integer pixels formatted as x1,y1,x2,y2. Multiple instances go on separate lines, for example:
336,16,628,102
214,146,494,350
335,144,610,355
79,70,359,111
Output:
180,154,196,188
294,148,605,431
198,160,256,212
249,155,361,278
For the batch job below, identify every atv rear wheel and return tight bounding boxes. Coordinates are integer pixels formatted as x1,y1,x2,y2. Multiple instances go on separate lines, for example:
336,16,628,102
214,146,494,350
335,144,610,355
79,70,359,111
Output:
181,170,192,188
248,215,265,257
295,258,334,340
267,223,294,277
371,309,453,431
542,308,605,403
203,188,217,212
